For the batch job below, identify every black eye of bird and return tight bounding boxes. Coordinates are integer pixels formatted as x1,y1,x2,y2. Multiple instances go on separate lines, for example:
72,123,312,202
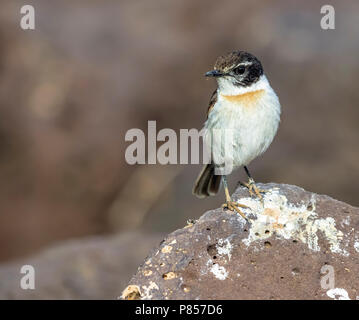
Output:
234,66,245,75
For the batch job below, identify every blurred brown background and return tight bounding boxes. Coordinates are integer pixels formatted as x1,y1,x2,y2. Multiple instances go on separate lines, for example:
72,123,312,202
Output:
0,0,358,298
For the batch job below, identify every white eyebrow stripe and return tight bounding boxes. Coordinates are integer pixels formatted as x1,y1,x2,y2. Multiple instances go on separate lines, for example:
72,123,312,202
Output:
236,61,253,67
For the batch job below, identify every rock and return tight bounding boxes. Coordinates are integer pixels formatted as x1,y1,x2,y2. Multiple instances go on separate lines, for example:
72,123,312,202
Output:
123,183,359,300
0,232,163,299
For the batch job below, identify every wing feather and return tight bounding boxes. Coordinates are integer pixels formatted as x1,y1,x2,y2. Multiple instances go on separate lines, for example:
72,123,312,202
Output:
206,89,218,119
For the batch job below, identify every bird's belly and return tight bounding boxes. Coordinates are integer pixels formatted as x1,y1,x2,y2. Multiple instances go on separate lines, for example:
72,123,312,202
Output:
204,95,280,169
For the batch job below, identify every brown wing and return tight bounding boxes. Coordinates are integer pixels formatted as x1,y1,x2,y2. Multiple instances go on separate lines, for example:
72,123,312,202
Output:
206,89,218,119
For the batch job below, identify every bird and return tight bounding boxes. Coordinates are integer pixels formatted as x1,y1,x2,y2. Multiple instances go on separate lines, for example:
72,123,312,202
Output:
192,51,281,220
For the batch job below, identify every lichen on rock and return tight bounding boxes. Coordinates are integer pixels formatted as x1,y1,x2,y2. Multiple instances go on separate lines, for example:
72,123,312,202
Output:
239,188,347,256
123,183,359,300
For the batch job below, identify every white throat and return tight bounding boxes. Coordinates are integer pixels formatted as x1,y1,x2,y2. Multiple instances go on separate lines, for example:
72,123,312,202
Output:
217,74,271,96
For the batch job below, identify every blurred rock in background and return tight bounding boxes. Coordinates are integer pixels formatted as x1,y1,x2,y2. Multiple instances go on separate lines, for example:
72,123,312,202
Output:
0,0,358,297
0,232,163,299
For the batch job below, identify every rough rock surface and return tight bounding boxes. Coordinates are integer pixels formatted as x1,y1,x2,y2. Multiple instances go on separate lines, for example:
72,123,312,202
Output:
123,183,359,300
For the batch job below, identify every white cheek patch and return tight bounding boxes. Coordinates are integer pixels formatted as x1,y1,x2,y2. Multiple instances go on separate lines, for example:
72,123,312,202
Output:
217,75,271,96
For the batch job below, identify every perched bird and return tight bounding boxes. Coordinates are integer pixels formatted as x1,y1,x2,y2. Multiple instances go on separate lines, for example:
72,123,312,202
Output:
193,51,281,219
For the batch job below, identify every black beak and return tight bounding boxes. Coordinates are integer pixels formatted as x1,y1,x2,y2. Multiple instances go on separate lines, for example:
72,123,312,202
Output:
205,70,223,77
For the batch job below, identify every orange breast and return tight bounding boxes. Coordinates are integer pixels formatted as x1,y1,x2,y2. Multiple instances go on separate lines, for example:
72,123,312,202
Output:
221,89,265,107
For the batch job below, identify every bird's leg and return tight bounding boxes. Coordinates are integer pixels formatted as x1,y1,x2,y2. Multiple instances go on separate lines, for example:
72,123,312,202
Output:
221,176,248,221
242,166,266,199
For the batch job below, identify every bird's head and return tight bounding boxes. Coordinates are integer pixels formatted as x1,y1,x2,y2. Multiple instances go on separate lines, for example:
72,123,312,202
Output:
205,51,264,91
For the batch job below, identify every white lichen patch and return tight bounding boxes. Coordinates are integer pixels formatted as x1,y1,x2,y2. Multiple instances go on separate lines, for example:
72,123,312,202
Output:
161,245,172,254
202,258,229,280
354,240,359,253
210,263,228,280
141,281,159,300
326,288,351,300
200,259,212,276
239,188,348,256
201,239,233,280
341,216,350,227
216,238,233,261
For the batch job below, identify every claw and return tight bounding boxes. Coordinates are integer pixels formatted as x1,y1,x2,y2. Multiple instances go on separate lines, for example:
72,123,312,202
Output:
244,178,265,200
222,201,248,221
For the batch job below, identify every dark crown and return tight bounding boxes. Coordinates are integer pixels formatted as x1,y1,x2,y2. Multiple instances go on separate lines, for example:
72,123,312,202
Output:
214,51,263,73
213,51,264,87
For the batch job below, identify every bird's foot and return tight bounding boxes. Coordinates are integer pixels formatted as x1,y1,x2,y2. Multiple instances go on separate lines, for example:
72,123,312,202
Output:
222,201,249,221
243,178,265,200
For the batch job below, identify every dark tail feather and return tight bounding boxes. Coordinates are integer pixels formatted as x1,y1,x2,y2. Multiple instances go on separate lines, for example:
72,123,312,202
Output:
192,164,221,198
